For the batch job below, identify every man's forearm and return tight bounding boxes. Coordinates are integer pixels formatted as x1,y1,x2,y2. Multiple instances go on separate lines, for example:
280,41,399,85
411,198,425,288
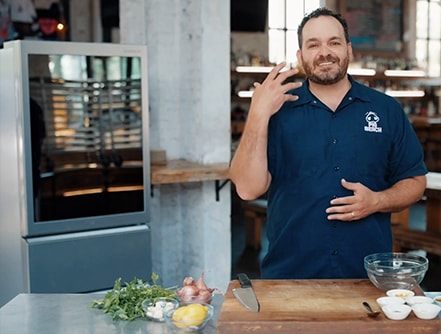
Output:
230,115,271,200
377,175,427,213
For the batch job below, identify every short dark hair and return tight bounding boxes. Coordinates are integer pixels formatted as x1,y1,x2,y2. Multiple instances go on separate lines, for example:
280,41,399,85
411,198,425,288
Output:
297,7,350,48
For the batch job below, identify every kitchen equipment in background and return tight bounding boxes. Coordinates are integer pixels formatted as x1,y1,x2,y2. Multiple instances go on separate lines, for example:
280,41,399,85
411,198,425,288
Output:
0,40,151,307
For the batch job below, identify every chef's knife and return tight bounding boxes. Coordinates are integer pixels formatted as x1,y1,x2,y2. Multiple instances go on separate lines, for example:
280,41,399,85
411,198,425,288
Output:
232,273,260,312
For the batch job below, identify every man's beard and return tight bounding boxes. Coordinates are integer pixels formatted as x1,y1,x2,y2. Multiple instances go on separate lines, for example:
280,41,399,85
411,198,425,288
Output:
303,55,349,85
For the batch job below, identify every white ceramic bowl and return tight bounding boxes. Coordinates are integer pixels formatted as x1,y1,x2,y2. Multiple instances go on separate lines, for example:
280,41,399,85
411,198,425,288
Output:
381,304,412,320
405,295,434,306
412,303,441,320
376,296,405,308
433,295,441,307
386,289,415,299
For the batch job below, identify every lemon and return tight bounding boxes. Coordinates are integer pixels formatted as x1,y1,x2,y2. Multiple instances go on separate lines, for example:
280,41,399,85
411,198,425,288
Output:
172,304,208,328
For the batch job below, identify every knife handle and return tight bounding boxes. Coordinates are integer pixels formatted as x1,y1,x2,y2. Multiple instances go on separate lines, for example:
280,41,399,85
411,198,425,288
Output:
237,273,252,288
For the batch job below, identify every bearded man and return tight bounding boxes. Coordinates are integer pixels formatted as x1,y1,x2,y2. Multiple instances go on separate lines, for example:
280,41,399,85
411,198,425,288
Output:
229,7,427,279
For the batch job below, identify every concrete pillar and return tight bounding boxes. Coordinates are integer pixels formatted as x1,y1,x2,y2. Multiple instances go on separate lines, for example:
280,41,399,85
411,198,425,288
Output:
69,0,93,41
119,0,231,291
68,0,102,42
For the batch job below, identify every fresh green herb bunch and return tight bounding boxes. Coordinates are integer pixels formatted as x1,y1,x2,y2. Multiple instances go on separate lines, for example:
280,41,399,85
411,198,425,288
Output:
91,273,177,321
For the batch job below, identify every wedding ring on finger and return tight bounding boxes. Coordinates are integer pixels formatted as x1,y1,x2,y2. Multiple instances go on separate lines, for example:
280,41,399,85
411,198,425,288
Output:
351,212,355,218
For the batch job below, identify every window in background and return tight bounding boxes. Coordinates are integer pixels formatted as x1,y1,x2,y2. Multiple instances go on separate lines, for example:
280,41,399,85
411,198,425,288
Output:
416,0,441,77
268,0,321,65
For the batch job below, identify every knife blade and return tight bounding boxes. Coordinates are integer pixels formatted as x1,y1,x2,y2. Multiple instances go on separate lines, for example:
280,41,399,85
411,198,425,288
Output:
232,273,260,312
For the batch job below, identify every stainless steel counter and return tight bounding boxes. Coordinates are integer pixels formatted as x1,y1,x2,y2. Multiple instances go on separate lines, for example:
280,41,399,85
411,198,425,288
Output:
0,293,223,334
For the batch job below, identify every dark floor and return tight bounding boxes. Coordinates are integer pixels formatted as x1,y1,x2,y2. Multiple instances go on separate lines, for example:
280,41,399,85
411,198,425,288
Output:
230,192,441,292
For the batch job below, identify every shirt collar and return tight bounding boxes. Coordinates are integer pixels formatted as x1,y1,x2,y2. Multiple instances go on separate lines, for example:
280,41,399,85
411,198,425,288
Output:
286,74,371,108
346,75,372,103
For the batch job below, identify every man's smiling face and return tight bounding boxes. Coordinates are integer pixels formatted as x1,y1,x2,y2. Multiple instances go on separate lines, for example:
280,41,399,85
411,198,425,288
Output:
297,15,353,85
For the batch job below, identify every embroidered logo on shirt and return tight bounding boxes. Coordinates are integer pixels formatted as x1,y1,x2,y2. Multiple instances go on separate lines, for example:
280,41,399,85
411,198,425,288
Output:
364,111,382,133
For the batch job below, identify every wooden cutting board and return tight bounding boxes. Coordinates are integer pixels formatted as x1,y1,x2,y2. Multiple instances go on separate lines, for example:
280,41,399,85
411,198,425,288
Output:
217,279,441,334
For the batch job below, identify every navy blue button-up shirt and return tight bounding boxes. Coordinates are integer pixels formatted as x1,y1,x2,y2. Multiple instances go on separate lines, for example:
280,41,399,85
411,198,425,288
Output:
262,75,427,279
